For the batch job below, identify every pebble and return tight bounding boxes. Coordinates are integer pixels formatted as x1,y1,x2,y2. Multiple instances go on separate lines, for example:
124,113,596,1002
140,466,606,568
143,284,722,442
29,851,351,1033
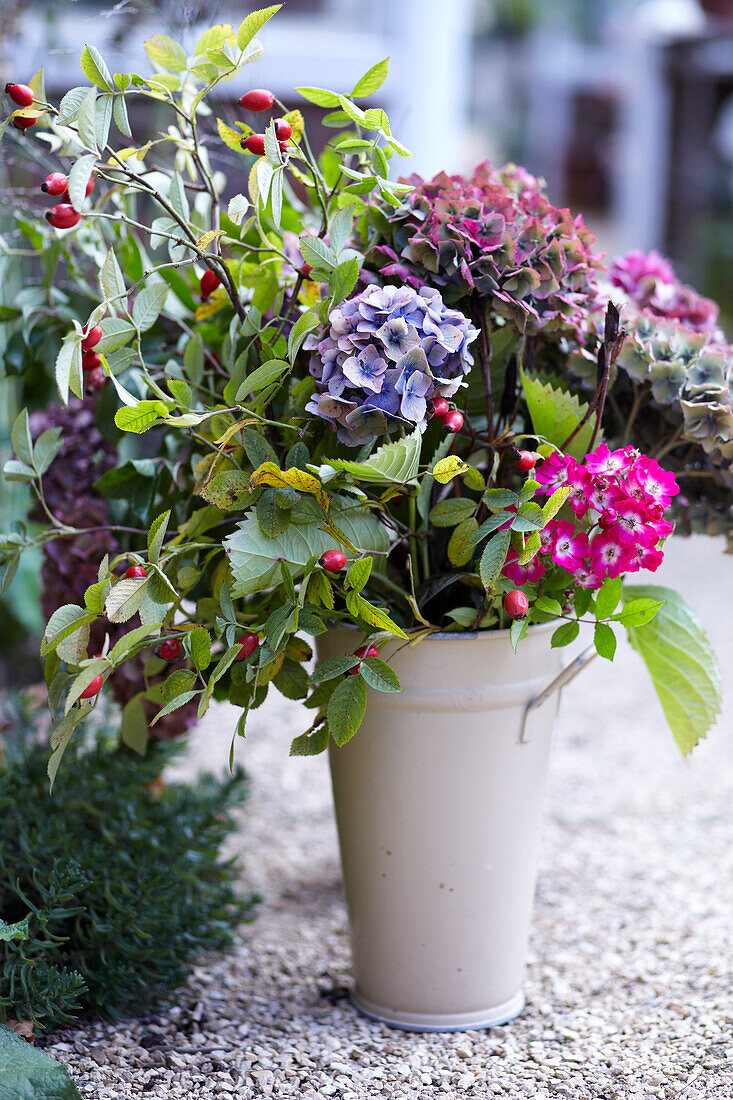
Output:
39,538,733,1099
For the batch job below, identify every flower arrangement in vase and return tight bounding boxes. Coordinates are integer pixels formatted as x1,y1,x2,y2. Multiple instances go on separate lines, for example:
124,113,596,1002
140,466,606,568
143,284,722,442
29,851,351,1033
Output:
0,4,728,1030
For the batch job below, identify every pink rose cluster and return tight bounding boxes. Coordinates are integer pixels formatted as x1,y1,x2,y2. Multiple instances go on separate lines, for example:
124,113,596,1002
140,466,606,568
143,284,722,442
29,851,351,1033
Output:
502,443,680,590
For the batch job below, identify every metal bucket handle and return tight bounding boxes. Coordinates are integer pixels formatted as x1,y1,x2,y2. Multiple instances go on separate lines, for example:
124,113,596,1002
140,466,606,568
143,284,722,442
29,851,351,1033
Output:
520,644,596,743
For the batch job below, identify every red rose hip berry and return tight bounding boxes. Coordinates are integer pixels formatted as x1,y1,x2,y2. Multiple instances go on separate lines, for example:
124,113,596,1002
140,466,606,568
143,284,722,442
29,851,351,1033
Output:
274,118,292,141
235,632,260,660
504,589,529,620
5,83,34,107
199,268,221,298
46,204,81,229
347,642,379,674
442,410,464,433
125,564,147,579
515,450,536,472
160,639,181,660
432,396,449,418
241,133,266,156
82,350,101,371
320,549,347,572
80,673,104,700
12,114,37,131
239,89,274,112
41,172,68,195
81,324,103,351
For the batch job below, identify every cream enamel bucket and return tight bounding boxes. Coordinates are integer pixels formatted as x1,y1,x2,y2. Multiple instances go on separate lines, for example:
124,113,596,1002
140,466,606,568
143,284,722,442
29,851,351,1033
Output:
317,622,567,1032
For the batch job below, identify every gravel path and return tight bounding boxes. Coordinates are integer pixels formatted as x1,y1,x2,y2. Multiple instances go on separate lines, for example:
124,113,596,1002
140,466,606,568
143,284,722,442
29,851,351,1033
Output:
44,535,732,1099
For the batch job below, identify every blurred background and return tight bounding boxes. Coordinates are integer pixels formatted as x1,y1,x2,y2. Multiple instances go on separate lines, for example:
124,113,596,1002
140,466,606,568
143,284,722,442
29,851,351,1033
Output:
1,0,732,674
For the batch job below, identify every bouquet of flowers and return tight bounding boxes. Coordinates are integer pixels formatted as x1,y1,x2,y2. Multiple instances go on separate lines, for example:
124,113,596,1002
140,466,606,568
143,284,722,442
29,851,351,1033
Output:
0,7,725,780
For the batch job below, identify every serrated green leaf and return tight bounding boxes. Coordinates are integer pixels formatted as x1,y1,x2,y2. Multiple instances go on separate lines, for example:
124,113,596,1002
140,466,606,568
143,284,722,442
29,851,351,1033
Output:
479,529,511,589
448,516,479,567
623,585,720,755
226,496,389,597
188,625,212,670
484,488,520,509
115,400,172,434
11,408,33,466
551,620,579,648
295,85,341,108
521,369,598,460
147,510,170,563
105,576,150,623
236,358,289,400
120,693,149,754
54,339,83,405
429,497,475,528
290,726,329,756
132,282,169,330
346,592,407,638
329,257,360,306
345,555,372,592
361,655,400,692
96,317,136,353
81,43,113,90
594,621,616,661
327,674,367,746
145,34,188,71
328,428,421,485
100,247,126,301
237,4,281,49
33,427,64,475
352,57,389,98
77,84,98,150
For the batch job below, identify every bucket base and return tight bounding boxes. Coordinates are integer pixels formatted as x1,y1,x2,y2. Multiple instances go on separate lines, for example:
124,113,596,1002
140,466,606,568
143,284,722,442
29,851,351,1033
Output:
351,988,525,1033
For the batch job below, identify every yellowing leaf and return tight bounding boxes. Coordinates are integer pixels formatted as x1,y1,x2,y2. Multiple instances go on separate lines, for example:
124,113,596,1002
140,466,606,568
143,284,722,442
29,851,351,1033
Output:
196,228,224,249
217,116,249,153
109,146,141,163
432,455,469,484
194,295,226,321
250,461,329,510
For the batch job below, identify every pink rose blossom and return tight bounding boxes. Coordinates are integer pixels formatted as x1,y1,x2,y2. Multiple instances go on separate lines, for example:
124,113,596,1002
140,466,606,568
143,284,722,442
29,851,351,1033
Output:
502,550,546,586
551,521,589,571
590,530,633,579
584,443,635,477
535,452,571,493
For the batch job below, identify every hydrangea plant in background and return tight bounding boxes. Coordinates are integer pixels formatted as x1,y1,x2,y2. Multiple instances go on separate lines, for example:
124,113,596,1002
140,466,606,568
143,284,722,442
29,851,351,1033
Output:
0,5,726,776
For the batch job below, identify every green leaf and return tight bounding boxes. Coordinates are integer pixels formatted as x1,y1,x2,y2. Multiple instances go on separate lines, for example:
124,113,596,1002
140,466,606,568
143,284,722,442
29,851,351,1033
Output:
352,57,389,98
345,555,372,592
104,576,150,623
0,916,29,942
77,84,98,150
147,510,170,564
236,358,289,400
161,668,197,702
612,597,663,627
295,86,341,108
97,317,136,353
115,401,172,434
510,617,529,652
81,43,113,90
327,674,367,746
113,93,132,138
132,282,169,330
241,427,278,467
311,655,358,682
551,620,579,648
237,4,281,48
3,459,35,483
594,621,616,661
479,529,511,590
290,726,329,756
299,235,338,273
361,655,400,692
145,34,188,72
542,484,572,522
57,85,88,125
67,155,95,212
120,693,149,754
623,585,721,755
511,502,545,532
346,592,407,638
534,595,562,615
0,1023,83,1098
188,626,212,670
483,488,519,510
429,498,476,528
109,622,163,664
226,495,389,596
41,604,94,659
329,257,360,306
100,246,126,301
32,428,63,475
594,576,623,620
521,370,597,460
54,339,83,405
448,516,479,567
11,408,33,467
328,428,421,485
287,308,320,362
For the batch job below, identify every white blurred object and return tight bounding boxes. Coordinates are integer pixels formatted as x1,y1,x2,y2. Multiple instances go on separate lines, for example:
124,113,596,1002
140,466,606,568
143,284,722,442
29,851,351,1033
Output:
632,0,707,38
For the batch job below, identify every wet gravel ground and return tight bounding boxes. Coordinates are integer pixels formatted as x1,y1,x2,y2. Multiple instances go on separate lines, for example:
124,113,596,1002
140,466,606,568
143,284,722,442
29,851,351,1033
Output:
44,536,733,1098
